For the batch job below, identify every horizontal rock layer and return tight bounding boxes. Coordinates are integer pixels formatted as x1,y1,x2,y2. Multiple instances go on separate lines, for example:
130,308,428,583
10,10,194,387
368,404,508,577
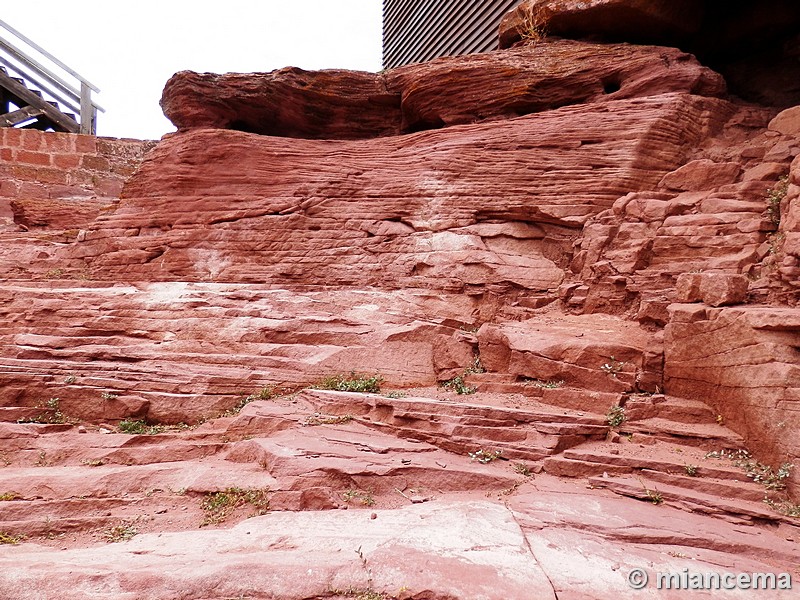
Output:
70,93,731,290
665,304,800,497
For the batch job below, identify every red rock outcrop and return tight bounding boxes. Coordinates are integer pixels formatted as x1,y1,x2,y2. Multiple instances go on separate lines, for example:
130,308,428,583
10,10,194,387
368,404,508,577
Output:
1,1,799,596
69,92,732,293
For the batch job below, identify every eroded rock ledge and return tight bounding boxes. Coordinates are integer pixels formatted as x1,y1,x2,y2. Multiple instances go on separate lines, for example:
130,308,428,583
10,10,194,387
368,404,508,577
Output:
161,40,724,139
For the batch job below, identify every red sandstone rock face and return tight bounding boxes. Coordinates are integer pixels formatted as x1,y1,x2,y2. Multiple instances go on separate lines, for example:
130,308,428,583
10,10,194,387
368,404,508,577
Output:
161,40,725,138
70,93,731,291
2,10,800,597
665,305,800,497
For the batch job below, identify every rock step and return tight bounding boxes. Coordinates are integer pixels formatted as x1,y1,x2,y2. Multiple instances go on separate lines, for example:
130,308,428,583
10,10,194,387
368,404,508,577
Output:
0,462,277,501
623,394,718,424
304,391,608,459
640,469,767,503
621,417,744,448
0,406,43,422
9,440,226,467
559,448,756,482
364,421,567,461
588,474,787,524
306,390,608,426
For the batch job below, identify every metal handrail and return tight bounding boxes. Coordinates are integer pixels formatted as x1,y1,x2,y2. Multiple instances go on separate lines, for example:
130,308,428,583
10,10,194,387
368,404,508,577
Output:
0,18,103,134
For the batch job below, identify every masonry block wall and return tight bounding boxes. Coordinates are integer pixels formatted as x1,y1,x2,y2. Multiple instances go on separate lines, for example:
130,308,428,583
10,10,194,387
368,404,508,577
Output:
0,128,156,230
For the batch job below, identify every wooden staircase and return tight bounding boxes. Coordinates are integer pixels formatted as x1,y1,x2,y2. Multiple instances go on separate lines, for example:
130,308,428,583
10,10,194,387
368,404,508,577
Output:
0,19,103,134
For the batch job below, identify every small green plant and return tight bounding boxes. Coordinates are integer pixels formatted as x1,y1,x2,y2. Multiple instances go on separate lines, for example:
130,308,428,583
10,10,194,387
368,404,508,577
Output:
200,487,270,525
0,492,20,501
600,357,625,378
0,531,24,545
607,405,626,428
329,588,389,600
442,375,476,395
304,413,353,426
100,391,118,400
469,449,502,464
645,488,664,505
118,419,165,435
684,464,699,477
523,378,564,389
706,449,793,491
342,489,375,507
383,390,406,399
81,458,105,467
63,375,76,384
766,175,789,226
314,373,383,394
104,522,138,543
18,398,66,425
513,462,533,477
34,450,49,467
764,498,800,518
220,387,270,417
465,354,486,375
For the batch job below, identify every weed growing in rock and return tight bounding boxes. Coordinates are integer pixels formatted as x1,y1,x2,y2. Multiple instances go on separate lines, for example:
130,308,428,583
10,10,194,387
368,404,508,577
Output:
63,375,76,384
314,373,383,394
104,522,138,543
81,458,105,467
441,375,476,395
34,450,49,467
600,357,625,378
523,378,564,389
513,462,533,477
766,175,789,226
644,487,664,505
342,489,375,507
764,498,800,519
18,398,66,425
0,492,20,501
221,386,275,417
100,392,118,400
469,449,503,464
517,6,548,45
118,419,165,435
606,405,626,428
0,531,24,545
304,413,353,426
465,354,486,375
383,390,406,399
706,449,793,491
200,487,270,526
329,588,389,600
684,464,699,477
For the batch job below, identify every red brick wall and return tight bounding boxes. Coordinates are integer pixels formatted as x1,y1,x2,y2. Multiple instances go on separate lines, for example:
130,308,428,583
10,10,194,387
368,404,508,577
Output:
0,128,156,228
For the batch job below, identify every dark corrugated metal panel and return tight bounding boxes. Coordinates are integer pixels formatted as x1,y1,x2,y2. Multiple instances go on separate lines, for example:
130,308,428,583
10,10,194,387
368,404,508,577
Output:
383,0,524,69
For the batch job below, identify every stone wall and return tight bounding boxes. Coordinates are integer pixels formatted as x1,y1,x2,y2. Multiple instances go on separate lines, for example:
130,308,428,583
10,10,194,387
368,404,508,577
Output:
0,128,156,230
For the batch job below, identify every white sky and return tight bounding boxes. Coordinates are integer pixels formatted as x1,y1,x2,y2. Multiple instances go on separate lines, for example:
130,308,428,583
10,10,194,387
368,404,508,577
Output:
2,1,383,140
